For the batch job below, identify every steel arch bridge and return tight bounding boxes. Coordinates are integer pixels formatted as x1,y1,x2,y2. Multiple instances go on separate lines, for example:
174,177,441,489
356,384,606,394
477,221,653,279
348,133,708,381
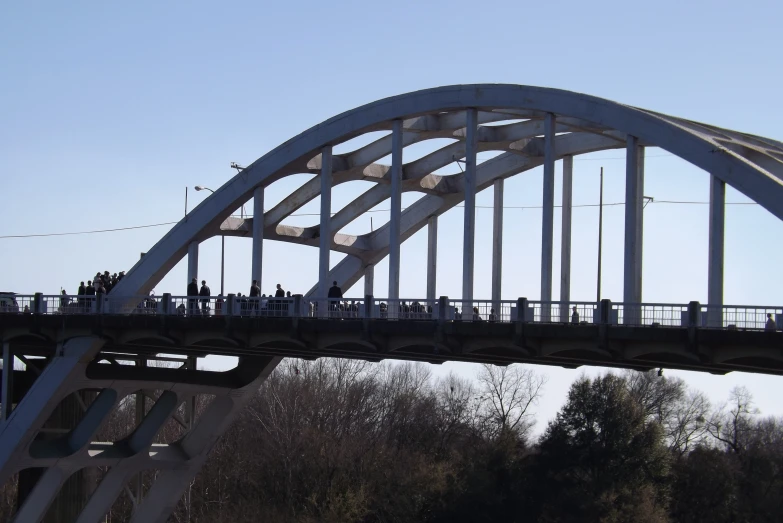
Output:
2,84,783,522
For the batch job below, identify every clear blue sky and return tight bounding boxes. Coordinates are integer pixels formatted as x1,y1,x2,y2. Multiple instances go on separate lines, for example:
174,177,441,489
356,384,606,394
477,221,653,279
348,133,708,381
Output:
2,0,782,430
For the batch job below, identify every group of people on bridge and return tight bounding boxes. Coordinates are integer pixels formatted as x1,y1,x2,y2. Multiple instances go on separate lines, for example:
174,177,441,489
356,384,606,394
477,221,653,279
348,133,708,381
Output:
53,270,127,312
183,278,307,317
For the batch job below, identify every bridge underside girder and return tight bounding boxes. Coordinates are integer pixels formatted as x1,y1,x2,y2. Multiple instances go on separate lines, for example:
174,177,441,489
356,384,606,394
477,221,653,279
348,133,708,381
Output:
4,315,783,378
0,335,279,523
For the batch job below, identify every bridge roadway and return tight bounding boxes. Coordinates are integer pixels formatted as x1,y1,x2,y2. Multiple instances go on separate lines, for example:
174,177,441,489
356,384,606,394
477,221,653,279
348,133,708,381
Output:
3,295,783,377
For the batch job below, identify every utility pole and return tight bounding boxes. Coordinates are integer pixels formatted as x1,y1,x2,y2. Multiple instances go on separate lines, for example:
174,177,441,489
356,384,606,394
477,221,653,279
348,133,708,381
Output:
597,167,604,302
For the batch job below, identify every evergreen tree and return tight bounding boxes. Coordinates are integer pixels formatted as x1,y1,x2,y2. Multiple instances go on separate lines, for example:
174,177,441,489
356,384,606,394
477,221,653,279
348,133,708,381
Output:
531,374,670,522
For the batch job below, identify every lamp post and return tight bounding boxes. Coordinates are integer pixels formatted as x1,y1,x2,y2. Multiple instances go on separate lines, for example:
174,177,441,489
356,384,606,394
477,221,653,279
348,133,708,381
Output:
597,168,604,302
194,186,225,296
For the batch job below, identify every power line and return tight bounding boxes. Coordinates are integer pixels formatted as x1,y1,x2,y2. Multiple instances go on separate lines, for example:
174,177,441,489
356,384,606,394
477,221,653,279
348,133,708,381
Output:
0,200,759,239
0,222,179,239
573,153,674,162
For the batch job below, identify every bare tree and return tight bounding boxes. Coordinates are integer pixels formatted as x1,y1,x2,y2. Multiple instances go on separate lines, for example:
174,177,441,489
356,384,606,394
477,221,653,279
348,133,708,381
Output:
476,364,546,439
666,389,711,456
624,369,685,421
434,373,477,452
707,386,760,454
624,370,711,455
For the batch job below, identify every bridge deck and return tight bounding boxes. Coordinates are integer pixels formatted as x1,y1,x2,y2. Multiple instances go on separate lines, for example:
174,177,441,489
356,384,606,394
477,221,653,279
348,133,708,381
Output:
2,312,782,376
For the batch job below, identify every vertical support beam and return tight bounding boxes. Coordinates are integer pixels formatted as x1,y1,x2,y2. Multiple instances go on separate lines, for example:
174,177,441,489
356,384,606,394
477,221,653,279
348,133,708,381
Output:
187,242,198,283
708,175,725,327
560,155,573,322
251,186,264,285
220,235,225,296
427,215,438,302
624,137,645,305
541,113,556,320
135,358,146,508
364,265,374,298
388,119,403,303
491,179,504,308
318,146,333,304
185,356,197,429
2,342,13,421
462,108,478,302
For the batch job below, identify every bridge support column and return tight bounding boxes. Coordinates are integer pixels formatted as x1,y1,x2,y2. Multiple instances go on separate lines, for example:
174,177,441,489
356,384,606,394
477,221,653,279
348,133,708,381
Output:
128,356,281,523
0,337,106,522
2,342,13,421
541,113,556,320
462,108,478,302
187,242,198,283
707,175,725,327
134,359,146,508
364,264,374,297
252,186,264,286
492,179,503,311
560,155,573,322
318,146,333,314
624,137,645,306
427,215,438,302
389,119,403,306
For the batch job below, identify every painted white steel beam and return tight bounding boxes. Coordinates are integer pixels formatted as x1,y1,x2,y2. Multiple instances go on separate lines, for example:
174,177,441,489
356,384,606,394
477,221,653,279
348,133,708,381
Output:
624,138,645,304
707,175,726,326
560,154,573,322
427,215,438,301
187,242,198,284
541,113,556,319
364,264,374,297
306,134,626,296
462,108,478,302
388,120,403,302
251,187,264,285
491,179,504,305
318,146,333,301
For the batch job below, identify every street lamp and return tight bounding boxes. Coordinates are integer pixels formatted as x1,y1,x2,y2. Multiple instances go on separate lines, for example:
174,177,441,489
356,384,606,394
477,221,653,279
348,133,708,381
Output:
194,186,225,296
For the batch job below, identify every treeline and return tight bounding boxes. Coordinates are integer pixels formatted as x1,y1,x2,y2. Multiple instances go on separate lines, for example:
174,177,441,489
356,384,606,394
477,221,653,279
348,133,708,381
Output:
172,361,782,522
2,360,782,522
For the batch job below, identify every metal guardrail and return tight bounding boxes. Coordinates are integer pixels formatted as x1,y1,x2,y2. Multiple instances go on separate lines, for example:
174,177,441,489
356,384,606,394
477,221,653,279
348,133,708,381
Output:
448,300,513,322
2,294,783,331
612,303,690,327
700,305,783,330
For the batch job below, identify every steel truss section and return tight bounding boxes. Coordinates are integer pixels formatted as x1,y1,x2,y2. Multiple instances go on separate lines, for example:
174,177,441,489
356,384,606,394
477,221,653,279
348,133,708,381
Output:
0,336,280,523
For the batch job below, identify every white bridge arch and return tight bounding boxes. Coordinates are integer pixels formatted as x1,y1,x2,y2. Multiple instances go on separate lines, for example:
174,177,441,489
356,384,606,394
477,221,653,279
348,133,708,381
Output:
113,84,783,307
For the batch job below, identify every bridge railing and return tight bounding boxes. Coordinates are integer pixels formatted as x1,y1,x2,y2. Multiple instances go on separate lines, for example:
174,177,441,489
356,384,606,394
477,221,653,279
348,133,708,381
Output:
526,301,599,324
303,297,366,319
5,295,783,332
448,300,515,322
103,295,160,315
699,304,783,330
611,303,690,327
41,294,99,314
1,294,33,314
382,299,437,320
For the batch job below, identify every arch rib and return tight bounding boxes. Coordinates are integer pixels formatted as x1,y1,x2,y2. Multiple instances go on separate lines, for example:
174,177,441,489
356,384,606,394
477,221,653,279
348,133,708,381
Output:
112,84,783,299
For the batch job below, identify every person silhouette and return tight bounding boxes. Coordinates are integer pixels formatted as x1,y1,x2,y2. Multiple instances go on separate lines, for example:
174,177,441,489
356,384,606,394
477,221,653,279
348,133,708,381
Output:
199,280,211,315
